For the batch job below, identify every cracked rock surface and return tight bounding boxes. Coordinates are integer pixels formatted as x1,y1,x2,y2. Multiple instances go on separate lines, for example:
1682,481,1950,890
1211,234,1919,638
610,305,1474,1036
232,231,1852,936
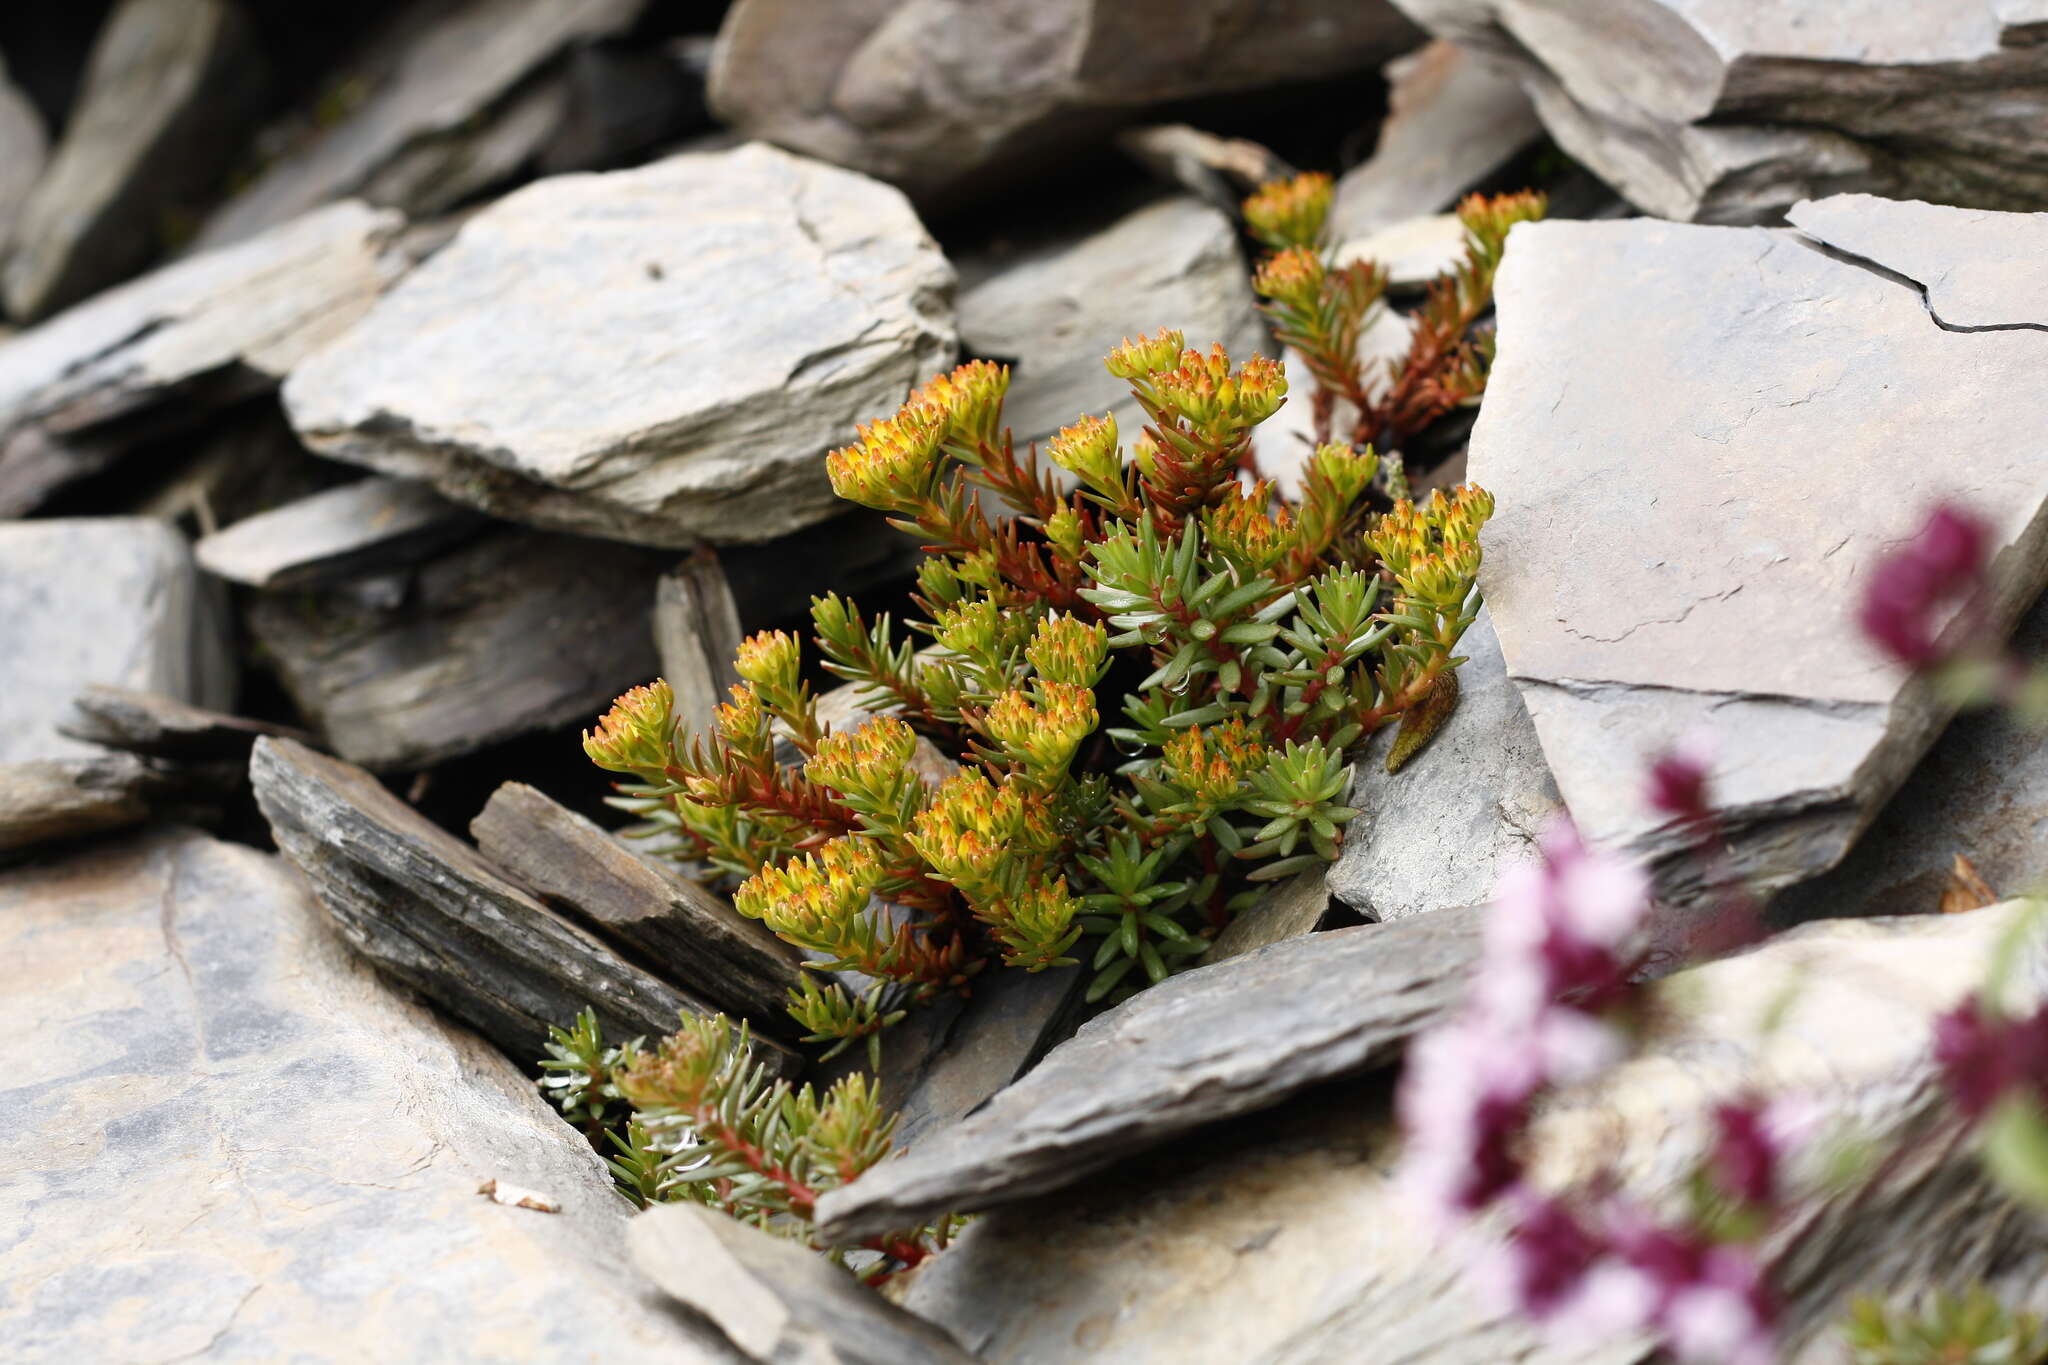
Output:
282,143,957,548
0,828,744,1363
1473,197,2048,952
1392,0,2048,223
904,906,2048,1364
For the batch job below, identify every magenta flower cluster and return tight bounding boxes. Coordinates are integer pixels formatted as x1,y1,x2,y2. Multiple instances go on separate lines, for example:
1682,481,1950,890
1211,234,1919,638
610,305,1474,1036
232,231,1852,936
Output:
1398,815,1796,1365
1858,504,1989,669
1936,995,2048,1122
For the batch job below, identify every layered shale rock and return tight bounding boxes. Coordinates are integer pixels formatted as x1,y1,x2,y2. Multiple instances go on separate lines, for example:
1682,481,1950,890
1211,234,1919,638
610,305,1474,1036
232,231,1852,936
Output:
283,143,956,548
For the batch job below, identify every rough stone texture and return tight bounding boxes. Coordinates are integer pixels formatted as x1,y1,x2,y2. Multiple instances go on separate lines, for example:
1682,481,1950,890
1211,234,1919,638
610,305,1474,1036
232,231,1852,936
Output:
1329,38,1541,241
471,781,803,1028
1337,212,1467,291
1771,588,2048,927
0,52,48,257
1392,0,2048,223
194,475,482,588
1117,123,1296,220
62,684,316,760
245,527,668,772
0,828,745,1363
283,144,957,549
879,964,1086,1153
0,200,409,515
1197,864,1341,964
193,0,646,251
709,0,1420,206
631,1203,974,1365
655,552,746,738
816,907,1482,1244
1330,609,1561,924
0,756,156,855
3,0,265,322
1472,201,2048,953
251,737,790,1072
905,906,2048,1363
958,196,1266,455
1789,193,2048,331
1,519,232,764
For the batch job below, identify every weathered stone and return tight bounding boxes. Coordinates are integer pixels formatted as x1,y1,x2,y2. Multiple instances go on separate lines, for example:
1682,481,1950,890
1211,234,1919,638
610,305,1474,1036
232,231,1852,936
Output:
958,196,1266,453
881,964,1086,1152
1337,212,1467,291
246,527,668,771
0,828,744,1362
193,0,645,251
283,144,956,549
1329,609,1560,924
1197,864,1341,964
655,552,746,738
1771,588,2048,928
0,52,48,256
1328,38,1541,241
61,684,314,761
709,0,1419,206
123,399,352,532
0,755,156,854
1117,123,1295,218
904,905,2048,1363
0,518,232,764
251,737,791,1071
1471,202,2048,953
471,781,803,1028
0,200,408,515
194,475,482,588
631,1203,974,1365
1392,0,2048,223
538,38,713,177
3,0,265,321
815,907,1482,1244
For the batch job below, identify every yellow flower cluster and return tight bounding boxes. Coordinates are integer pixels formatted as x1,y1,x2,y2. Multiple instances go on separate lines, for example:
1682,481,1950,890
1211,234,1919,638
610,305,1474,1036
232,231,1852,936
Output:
1201,481,1295,574
1045,412,1121,491
1025,614,1110,688
582,679,675,777
989,877,1083,970
982,681,1096,779
1152,346,1288,442
1368,485,1497,610
825,405,945,512
1103,327,1186,381
733,629,801,693
1242,171,1332,250
908,358,1010,449
805,716,918,809
1160,717,1265,805
733,837,884,953
909,772,1056,904
1251,245,1325,311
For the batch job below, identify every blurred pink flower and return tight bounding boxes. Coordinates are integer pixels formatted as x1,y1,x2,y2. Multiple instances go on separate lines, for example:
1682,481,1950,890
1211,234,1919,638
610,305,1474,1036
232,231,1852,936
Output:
1859,504,1989,668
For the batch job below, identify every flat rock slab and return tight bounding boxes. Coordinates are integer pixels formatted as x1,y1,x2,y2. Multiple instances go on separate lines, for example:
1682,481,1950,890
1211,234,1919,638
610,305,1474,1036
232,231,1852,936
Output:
194,0,645,250
245,527,668,772
957,195,1266,453
1471,200,2048,948
1336,212,1466,291
0,52,48,253
251,737,791,1071
4,0,264,321
195,475,483,588
1329,38,1539,240
904,905,2048,1363
0,518,232,763
1329,608,1560,924
0,755,159,855
471,781,803,1028
1398,0,2048,222
709,0,1419,206
62,684,316,760
0,828,744,1363
1789,194,2048,331
0,199,409,515
283,143,957,548
816,907,1481,1244
631,1203,974,1365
